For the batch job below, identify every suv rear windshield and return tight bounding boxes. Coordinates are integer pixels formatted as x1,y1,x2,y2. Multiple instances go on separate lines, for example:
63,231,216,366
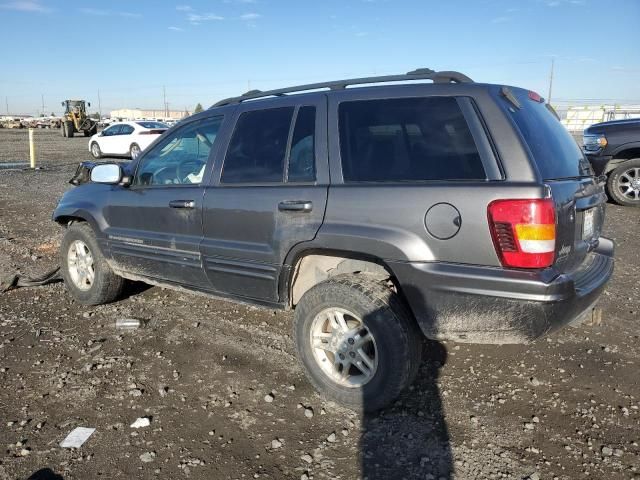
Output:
339,97,486,182
496,87,591,180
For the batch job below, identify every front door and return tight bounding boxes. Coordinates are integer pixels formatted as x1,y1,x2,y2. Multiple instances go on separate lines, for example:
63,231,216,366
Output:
201,98,329,302
103,115,224,287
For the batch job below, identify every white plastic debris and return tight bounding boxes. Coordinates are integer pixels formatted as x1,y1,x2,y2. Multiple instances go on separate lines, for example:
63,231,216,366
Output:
115,318,142,330
130,417,151,429
60,427,95,448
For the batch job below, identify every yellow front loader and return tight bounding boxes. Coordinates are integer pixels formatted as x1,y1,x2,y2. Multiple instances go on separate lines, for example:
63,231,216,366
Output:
60,100,97,138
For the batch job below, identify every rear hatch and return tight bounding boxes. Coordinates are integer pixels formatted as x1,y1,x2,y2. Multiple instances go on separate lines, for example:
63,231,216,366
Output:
496,86,607,274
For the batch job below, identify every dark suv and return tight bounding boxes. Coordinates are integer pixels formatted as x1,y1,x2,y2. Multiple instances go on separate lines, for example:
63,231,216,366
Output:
53,68,614,411
583,118,640,206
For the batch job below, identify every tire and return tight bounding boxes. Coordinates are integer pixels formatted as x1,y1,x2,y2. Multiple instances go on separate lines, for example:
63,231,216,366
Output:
83,129,91,137
60,222,125,305
90,142,102,159
606,159,640,207
64,121,74,138
130,143,141,159
294,275,422,412
61,122,67,137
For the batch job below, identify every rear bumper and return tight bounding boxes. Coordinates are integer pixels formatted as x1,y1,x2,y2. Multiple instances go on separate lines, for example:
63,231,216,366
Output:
391,237,614,344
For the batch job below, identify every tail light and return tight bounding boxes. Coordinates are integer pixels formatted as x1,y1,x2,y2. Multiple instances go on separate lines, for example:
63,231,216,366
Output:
488,199,556,268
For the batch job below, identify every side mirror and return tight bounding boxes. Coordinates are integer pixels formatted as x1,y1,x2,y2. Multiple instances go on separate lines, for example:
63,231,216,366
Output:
90,164,122,184
88,102,91,107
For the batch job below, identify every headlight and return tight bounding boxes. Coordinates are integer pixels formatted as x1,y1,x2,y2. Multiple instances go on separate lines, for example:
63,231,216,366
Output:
583,134,607,152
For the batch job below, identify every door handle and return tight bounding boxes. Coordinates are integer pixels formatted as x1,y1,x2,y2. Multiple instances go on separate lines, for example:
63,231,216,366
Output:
169,200,195,209
278,200,313,212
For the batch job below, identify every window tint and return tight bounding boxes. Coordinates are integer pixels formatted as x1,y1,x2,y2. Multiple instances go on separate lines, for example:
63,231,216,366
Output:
135,116,223,186
288,106,316,182
222,107,294,183
103,125,121,136
339,97,486,182
136,121,168,129
120,125,134,135
495,87,590,179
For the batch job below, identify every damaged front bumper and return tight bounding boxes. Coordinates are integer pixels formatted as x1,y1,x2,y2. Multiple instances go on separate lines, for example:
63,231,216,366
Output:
391,237,615,344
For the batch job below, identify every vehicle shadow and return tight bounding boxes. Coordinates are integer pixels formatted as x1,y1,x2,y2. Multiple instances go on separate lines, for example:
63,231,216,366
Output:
26,468,64,480
360,287,452,479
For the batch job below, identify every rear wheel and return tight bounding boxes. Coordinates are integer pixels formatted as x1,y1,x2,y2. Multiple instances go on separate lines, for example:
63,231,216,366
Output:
607,159,640,207
83,129,91,137
61,122,67,137
90,142,102,159
294,275,422,412
60,222,125,305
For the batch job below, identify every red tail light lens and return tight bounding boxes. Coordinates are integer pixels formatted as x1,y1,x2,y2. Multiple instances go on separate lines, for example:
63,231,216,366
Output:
528,90,543,103
488,199,556,268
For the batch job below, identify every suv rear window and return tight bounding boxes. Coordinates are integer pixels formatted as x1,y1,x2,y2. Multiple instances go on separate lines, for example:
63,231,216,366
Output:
339,97,486,182
496,87,590,179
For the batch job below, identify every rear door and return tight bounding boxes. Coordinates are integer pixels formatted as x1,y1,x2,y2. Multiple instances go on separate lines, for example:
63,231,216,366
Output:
494,86,607,273
200,97,329,302
113,123,135,155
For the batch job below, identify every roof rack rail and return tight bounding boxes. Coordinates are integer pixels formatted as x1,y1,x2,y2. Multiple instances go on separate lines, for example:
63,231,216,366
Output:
212,68,473,107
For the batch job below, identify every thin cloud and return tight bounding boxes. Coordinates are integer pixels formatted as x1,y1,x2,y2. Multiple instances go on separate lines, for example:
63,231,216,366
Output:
168,26,183,31
187,12,224,23
224,0,257,4
492,16,510,23
176,5,192,11
0,1,51,13
79,8,141,18
240,12,261,20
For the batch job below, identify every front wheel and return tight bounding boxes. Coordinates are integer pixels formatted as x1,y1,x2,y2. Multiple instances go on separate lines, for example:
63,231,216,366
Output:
64,120,74,138
607,159,640,207
294,276,422,412
60,223,125,305
90,142,102,159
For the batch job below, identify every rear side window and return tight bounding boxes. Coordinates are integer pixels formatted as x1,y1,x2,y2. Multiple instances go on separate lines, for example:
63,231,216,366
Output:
222,107,294,183
287,106,316,182
339,97,486,182
120,125,134,135
496,88,589,179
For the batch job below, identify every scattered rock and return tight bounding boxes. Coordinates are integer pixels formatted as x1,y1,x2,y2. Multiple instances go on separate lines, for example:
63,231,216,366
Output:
264,393,274,403
304,407,314,418
140,451,156,463
271,439,282,449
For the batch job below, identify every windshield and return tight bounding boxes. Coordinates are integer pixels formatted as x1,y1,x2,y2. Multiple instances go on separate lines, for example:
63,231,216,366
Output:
495,87,592,179
136,121,168,129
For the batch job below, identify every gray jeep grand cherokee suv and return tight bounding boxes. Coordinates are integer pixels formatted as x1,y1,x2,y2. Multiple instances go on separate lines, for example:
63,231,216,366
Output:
53,68,614,411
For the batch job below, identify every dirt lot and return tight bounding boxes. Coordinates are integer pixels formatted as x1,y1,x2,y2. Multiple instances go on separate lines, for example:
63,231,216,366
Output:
0,129,638,480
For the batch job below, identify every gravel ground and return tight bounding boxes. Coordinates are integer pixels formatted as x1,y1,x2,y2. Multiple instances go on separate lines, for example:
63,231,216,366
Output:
0,129,639,480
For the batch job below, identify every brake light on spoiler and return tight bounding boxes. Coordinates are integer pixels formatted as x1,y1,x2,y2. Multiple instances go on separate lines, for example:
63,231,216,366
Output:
488,199,556,268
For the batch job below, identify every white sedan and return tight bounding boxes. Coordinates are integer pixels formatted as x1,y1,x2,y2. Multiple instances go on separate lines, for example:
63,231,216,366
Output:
88,121,168,159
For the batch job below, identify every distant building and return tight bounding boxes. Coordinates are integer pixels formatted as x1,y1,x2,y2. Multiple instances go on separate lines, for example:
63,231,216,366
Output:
109,108,190,121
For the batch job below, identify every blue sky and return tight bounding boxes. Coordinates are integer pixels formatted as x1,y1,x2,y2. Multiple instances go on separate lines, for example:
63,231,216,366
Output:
1,0,638,115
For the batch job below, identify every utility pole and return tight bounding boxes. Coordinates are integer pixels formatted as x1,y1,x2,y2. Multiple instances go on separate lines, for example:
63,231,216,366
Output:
41,94,45,116
5,96,8,115
163,85,167,119
97,89,102,119
547,58,555,104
